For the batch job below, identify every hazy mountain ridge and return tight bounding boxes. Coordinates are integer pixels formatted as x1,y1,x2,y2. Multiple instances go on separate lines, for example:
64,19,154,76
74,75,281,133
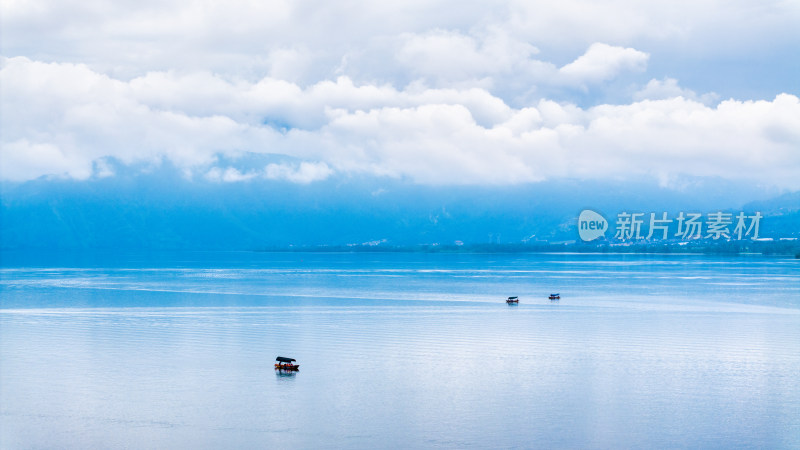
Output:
2,169,797,251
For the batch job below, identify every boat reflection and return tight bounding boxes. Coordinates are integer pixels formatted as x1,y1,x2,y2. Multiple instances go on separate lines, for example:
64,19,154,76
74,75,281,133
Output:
275,369,297,378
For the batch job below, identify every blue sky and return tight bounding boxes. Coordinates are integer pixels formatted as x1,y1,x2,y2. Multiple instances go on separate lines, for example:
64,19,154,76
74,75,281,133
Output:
1,1,799,191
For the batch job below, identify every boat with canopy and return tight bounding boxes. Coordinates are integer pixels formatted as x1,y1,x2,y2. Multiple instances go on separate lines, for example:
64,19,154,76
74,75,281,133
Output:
275,356,299,371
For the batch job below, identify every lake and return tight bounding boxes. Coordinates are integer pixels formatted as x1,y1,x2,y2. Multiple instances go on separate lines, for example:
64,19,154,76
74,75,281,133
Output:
1,251,799,448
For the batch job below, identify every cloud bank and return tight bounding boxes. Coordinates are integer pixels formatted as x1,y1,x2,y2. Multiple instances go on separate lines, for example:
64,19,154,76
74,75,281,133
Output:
2,0,799,189
2,56,798,188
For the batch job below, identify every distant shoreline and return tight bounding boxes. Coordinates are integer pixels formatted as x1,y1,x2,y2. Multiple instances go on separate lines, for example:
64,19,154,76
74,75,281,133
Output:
2,241,799,259
256,240,800,257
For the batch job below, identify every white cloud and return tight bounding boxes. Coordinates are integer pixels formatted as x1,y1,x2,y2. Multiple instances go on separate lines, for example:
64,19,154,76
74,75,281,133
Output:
634,77,718,104
2,55,799,190
264,162,333,184
559,43,649,85
205,162,333,184
4,0,796,97
0,139,92,181
0,57,283,180
395,28,540,86
505,0,800,56
290,94,800,187
397,30,488,81
313,104,540,184
205,167,259,183
267,47,314,83
575,94,800,186
93,158,115,178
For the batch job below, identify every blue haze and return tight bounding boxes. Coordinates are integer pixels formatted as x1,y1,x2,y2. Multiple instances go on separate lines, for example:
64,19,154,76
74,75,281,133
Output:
2,164,794,250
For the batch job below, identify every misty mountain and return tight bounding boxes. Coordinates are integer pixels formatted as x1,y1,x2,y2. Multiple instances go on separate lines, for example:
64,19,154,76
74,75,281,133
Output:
2,167,795,250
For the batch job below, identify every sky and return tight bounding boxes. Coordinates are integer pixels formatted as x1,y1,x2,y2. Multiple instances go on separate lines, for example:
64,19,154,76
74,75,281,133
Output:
2,0,799,193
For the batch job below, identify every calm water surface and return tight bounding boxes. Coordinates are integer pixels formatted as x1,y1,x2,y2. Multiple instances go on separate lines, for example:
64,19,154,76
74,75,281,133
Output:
1,252,799,448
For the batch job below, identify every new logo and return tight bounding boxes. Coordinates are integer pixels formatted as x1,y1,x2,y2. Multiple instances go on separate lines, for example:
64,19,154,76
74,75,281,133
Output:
578,210,608,241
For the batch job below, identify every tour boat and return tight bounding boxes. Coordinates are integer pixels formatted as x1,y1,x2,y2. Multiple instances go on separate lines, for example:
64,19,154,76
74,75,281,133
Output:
275,356,299,371
549,293,560,300
506,296,519,304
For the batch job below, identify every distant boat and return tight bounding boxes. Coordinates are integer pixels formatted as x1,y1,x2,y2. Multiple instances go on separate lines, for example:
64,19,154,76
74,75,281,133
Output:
506,296,519,304
549,293,560,300
275,356,299,371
